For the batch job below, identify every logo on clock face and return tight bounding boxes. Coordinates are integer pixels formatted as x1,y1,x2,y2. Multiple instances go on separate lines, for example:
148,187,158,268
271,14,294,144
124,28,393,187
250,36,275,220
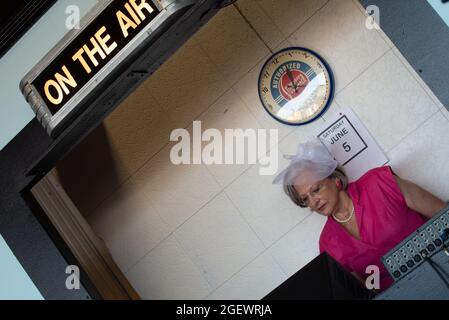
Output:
270,62,316,107
280,69,308,100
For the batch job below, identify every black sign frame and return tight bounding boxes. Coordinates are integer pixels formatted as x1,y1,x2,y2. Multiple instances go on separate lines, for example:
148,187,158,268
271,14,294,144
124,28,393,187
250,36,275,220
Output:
34,0,160,116
20,0,165,137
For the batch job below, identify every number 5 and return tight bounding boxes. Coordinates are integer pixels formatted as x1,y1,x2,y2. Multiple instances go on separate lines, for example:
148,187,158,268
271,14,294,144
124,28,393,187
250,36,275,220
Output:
343,142,351,152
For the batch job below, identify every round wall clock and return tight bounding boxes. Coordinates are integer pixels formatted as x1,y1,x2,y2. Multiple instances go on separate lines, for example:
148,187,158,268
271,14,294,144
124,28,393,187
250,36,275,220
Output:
258,47,334,126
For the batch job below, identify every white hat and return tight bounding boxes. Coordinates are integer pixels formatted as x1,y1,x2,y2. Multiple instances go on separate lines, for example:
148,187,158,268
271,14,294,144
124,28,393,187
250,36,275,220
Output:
273,138,338,186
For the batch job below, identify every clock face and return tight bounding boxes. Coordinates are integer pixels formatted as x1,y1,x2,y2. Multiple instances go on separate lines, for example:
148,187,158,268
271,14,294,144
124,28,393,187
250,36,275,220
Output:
258,47,334,125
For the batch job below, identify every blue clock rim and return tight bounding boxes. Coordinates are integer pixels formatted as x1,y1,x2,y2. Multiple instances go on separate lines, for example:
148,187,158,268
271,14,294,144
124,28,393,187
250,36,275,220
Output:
257,46,335,126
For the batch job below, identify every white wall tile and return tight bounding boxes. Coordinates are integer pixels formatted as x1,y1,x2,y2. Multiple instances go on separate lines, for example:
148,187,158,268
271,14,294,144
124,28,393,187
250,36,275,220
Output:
335,50,439,152
131,144,222,232
175,193,265,289
103,85,174,181
288,0,390,93
233,41,297,142
391,46,448,111
206,251,287,300
234,0,285,51
440,106,449,122
387,112,449,202
195,5,270,86
225,145,311,247
256,0,328,39
144,36,230,130
125,235,212,300
88,181,170,272
199,89,263,188
269,213,327,277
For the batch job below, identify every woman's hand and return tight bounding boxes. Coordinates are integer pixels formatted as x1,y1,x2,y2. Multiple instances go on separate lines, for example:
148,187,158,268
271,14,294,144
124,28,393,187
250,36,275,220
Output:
394,176,447,219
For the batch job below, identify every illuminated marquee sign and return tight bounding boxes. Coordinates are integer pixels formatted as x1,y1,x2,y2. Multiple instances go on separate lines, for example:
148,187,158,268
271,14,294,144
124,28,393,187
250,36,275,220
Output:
21,0,165,136
35,0,159,114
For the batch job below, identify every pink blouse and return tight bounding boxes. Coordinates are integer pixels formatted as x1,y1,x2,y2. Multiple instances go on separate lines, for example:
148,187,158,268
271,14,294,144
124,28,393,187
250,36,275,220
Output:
319,166,427,291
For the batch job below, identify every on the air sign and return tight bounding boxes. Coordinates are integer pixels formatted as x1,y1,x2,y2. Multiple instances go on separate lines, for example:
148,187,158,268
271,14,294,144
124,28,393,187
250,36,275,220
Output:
33,0,160,115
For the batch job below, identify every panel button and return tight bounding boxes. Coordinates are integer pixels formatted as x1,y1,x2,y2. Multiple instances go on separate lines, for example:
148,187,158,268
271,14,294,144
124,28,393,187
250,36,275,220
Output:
442,230,449,241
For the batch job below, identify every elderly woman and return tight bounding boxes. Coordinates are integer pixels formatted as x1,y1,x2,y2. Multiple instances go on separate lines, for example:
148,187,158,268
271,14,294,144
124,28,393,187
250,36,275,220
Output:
274,140,446,291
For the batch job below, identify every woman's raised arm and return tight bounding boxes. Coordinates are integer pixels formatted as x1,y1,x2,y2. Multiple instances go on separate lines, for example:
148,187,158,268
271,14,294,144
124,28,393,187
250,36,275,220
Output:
394,176,447,219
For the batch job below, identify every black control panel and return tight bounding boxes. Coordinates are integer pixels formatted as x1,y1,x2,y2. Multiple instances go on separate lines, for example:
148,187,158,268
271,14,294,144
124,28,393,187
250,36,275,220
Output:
382,206,449,281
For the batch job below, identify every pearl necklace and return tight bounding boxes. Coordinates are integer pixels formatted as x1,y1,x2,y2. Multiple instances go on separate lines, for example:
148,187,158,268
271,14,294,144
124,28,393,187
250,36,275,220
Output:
332,205,355,224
